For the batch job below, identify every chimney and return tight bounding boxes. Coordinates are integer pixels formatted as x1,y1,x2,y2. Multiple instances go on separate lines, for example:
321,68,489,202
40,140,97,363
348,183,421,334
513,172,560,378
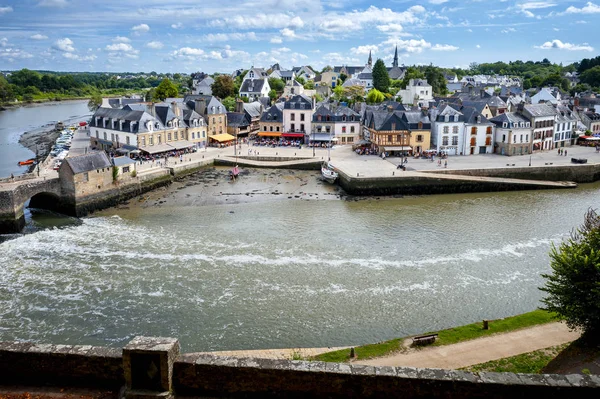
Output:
148,103,156,117
574,97,580,107
171,101,180,117
387,105,394,113
235,99,244,113
195,98,206,115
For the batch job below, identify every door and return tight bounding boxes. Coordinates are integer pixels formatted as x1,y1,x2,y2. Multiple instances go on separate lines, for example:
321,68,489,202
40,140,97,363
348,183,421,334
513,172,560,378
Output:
479,146,486,154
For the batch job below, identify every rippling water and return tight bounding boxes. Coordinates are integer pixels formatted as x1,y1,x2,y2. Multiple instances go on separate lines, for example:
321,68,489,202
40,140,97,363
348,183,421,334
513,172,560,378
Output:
1,183,599,351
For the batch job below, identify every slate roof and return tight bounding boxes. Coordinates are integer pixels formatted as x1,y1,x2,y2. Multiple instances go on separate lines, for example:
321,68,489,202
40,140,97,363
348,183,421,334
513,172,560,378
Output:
90,107,155,133
342,78,365,88
112,156,135,167
260,103,284,122
226,112,250,128
387,66,406,80
284,94,312,110
240,78,267,94
461,106,492,125
524,103,557,117
489,112,531,127
280,71,295,78
402,111,431,129
244,102,263,119
461,101,488,114
333,66,364,76
64,152,112,174
357,72,373,80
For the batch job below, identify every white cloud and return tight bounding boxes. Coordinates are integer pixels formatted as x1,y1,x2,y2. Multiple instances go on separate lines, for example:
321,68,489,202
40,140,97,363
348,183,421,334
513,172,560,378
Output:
280,28,297,38
202,32,257,42
53,37,75,52
276,47,291,52
501,28,516,33
319,5,425,33
0,48,34,59
171,23,183,29
146,41,164,49
113,36,130,43
565,2,600,14
535,39,594,51
377,23,404,33
173,47,204,58
288,16,304,29
476,44,481,49
0,6,13,14
30,34,48,40
38,0,68,7
270,37,282,44
131,23,150,34
63,52,96,62
350,44,378,55
431,44,459,51
171,45,248,61
105,42,136,52
0,37,8,47
429,0,448,4
519,2,556,10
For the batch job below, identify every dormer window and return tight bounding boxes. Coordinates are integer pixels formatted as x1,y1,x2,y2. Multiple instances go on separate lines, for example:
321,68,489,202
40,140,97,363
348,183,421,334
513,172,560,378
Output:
168,121,172,128
503,122,507,128
526,122,530,127
454,115,458,122
445,115,449,122
147,122,153,131
155,122,160,129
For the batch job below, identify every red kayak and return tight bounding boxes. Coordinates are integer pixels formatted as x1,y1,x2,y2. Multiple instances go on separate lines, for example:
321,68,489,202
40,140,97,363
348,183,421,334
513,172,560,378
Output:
18,159,35,166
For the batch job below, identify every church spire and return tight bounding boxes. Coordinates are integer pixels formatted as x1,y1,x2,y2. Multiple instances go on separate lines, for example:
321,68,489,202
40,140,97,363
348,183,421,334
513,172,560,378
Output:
393,45,398,68
367,50,372,67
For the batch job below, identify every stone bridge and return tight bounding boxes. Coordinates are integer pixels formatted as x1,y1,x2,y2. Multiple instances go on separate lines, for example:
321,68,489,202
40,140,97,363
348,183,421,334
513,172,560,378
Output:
0,177,74,233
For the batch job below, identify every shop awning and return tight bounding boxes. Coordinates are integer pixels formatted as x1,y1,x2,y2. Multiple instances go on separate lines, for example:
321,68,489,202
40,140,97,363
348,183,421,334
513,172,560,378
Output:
282,133,305,138
310,133,334,141
383,146,412,151
96,139,113,146
140,144,173,154
210,133,235,142
170,140,195,149
258,132,282,137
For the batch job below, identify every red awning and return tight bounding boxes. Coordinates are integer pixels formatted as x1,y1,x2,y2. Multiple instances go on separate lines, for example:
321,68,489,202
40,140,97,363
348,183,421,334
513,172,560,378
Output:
79,121,87,126
580,135,592,139
282,133,305,138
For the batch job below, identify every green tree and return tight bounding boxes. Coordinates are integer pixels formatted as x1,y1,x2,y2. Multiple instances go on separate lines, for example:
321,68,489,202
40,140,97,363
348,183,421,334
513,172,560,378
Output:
339,73,348,83
366,88,385,104
296,77,306,86
314,93,324,103
333,85,344,101
570,83,591,95
540,209,600,336
424,66,448,96
580,66,600,88
88,93,102,111
145,88,156,102
9,69,41,88
211,75,235,99
400,67,425,89
268,89,278,101
154,78,178,101
304,80,315,90
221,96,236,111
0,75,15,103
268,77,285,92
372,59,390,93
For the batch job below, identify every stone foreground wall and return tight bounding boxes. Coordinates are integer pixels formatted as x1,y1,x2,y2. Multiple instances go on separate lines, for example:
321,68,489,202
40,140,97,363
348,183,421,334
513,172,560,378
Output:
0,338,598,398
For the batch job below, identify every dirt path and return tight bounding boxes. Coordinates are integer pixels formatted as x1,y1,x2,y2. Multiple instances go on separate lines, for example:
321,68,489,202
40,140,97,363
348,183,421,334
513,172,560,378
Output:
356,322,580,370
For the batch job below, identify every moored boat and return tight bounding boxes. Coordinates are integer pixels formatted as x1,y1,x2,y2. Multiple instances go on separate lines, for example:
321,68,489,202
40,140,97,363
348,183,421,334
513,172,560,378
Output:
18,159,35,166
321,162,338,183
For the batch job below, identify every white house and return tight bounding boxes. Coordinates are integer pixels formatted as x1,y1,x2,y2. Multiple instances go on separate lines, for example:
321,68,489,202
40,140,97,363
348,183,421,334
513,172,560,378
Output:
283,94,314,136
292,66,316,81
553,104,576,149
461,106,495,155
396,79,433,106
531,87,561,105
490,112,533,156
243,68,268,82
192,76,214,95
430,104,464,156
522,103,557,151
239,78,271,101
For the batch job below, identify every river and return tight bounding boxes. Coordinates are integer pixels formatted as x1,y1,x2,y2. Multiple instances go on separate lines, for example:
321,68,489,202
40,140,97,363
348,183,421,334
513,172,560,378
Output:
0,100,91,178
1,169,599,352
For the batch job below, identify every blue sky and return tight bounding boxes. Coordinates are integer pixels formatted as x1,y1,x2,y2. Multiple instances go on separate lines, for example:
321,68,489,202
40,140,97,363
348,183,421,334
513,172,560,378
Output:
0,0,598,74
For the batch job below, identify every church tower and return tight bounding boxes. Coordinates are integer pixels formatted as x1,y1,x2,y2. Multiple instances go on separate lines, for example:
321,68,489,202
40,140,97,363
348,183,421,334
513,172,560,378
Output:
367,50,372,67
392,45,398,68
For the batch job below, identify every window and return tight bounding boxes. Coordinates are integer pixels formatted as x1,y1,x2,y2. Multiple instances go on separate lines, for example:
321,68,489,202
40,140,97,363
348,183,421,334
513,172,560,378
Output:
486,127,492,135
270,126,273,131
388,135,393,142
83,172,89,182
181,132,185,139
454,115,458,122
444,115,450,122
347,137,354,143
96,132,99,138
126,136,130,145
520,134,523,143
149,137,153,145
350,126,355,133
291,123,295,131
442,136,448,146
219,117,222,123
342,126,346,133
417,135,423,142
470,138,476,146
291,113,295,121
485,137,492,146
142,137,146,146
301,114,305,121
443,126,449,134
192,132,195,139
276,126,280,132
300,124,305,132
391,123,396,131
513,135,517,143
123,166,130,173
452,136,458,146
212,117,215,124
502,134,506,143
471,127,476,135
396,135,401,142
168,133,172,141
116,134,119,143
452,126,459,134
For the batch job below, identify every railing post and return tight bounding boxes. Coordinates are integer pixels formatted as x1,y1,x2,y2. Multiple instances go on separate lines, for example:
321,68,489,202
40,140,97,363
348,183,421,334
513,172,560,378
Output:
123,336,180,399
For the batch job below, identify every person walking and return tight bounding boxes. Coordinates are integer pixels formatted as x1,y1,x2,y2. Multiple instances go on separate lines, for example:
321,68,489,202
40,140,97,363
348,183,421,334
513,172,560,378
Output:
444,160,448,168
565,149,567,157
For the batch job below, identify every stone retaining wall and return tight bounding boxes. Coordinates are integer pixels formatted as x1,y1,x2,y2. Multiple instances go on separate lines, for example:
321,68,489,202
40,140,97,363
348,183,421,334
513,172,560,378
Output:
423,163,600,184
0,338,598,398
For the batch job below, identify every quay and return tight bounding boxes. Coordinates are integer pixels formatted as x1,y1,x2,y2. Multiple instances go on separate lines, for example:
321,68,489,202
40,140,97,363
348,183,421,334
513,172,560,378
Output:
1,134,599,234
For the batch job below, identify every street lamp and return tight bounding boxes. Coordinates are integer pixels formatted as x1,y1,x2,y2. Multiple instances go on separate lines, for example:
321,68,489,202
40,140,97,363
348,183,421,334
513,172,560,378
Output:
312,130,315,157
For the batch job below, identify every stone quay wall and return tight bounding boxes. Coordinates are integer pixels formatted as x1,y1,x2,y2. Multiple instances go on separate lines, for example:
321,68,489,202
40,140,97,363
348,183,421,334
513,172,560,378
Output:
337,172,574,197
422,163,600,184
0,337,598,399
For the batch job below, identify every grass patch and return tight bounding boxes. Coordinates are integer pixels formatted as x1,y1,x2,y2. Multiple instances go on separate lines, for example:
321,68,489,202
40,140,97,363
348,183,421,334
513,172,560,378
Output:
433,309,557,346
313,310,558,363
313,338,404,363
462,343,569,374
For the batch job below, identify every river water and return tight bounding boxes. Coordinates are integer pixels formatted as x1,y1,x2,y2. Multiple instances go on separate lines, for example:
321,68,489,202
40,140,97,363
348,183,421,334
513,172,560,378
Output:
0,101,91,178
1,173,599,352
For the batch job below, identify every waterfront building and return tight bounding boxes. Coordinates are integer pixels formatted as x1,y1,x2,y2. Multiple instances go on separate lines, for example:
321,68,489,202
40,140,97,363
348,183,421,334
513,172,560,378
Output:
258,102,284,139
363,106,431,155
461,106,495,155
579,110,600,134
184,95,228,145
282,94,314,142
489,112,532,156
90,101,207,154
554,104,576,149
430,104,464,155
522,103,557,151
59,152,114,197
311,104,361,145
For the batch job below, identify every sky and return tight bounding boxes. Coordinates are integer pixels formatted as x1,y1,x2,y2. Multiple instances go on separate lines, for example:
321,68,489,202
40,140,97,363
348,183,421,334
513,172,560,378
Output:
0,0,598,74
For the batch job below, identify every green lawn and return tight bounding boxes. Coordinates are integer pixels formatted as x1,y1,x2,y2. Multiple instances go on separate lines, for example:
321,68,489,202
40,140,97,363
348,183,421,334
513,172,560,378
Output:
462,343,569,373
313,309,558,363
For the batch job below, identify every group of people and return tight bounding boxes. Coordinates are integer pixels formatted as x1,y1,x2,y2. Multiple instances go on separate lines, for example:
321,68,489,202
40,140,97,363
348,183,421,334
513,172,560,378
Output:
252,139,303,148
355,147,377,155
557,148,568,156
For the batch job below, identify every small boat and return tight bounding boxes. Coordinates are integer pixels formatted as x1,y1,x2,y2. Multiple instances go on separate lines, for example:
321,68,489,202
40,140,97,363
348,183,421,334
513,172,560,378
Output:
321,162,338,183
571,157,587,164
18,159,35,166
